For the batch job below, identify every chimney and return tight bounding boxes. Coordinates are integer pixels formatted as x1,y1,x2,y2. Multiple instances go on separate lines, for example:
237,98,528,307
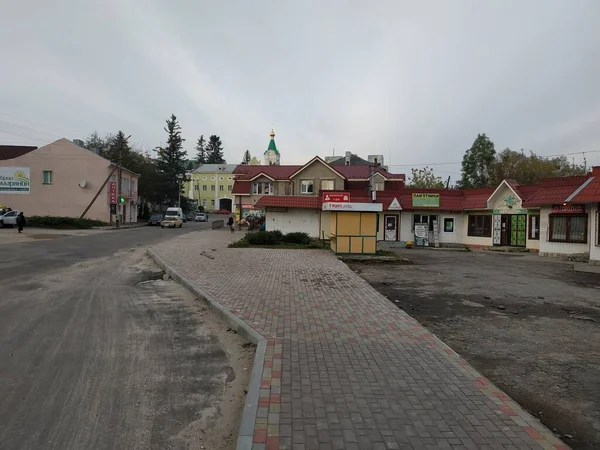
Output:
592,166,600,176
345,151,351,166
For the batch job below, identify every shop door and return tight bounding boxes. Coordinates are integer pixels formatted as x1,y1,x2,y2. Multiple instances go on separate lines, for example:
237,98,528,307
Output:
500,215,510,246
492,214,501,245
510,215,527,247
384,215,398,241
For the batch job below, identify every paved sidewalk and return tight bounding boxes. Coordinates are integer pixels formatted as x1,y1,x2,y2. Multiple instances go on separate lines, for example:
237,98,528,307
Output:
150,230,568,450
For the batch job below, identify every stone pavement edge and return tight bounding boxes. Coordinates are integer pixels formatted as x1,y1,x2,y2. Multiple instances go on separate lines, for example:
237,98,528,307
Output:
148,229,569,450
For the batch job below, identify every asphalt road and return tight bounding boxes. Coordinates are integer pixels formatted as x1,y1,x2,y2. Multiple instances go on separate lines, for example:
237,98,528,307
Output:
0,221,239,450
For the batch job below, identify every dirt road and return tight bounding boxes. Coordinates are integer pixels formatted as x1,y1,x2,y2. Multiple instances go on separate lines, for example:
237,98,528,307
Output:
0,232,252,450
350,249,600,450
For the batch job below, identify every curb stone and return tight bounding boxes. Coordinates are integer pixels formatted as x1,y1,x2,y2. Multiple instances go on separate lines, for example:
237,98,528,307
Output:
147,247,266,450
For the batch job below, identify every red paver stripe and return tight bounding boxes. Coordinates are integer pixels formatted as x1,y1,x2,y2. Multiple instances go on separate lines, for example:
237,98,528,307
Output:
253,429,267,443
524,426,543,440
499,405,518,416
270,394,281,403
266,437,279,450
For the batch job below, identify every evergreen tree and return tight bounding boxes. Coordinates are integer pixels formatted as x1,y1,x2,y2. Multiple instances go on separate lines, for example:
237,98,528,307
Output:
242,149,251,164
459,133,496,188
195,135,207,164
84,131,109,154
104,131,132,166
206,135,225,164
156,114,186,204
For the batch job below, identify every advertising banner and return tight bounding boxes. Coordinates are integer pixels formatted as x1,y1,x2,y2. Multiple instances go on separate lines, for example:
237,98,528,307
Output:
412,193,439,208
0,167,30,194
109,182,117,204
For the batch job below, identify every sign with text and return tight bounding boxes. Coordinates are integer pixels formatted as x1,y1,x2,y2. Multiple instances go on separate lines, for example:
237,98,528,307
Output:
412,193,440,208
322,192,350,203
109,182,117,204
0,167,30,194
322,202,382,212
551,204,585,214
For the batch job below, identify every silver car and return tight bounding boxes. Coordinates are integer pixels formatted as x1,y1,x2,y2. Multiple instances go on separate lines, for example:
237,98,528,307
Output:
0,210,19,227
194,213,208,222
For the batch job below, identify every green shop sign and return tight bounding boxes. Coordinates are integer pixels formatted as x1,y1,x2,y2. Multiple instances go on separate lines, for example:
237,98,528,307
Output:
412,193,440,208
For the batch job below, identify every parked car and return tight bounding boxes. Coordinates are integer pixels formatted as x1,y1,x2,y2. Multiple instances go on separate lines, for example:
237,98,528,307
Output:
147,213,163,226
194,212,208,222
185,212,195,222
0,210,19,228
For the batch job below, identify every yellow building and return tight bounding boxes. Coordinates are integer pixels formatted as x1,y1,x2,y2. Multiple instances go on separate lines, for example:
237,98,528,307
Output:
185,163,237,212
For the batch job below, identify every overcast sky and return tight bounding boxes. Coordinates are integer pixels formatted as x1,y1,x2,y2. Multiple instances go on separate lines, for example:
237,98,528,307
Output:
1,0,599,179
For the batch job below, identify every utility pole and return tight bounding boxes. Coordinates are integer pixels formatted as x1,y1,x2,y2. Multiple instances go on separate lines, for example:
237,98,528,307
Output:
116,165,122,228
446,176,451,189
368,161,375,202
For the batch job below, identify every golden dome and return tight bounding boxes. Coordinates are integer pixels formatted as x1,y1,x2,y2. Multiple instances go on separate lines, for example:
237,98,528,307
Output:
270,129,275,138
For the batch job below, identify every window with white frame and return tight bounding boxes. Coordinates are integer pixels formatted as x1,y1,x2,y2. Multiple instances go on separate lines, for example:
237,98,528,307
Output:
252,182,273,195
227,185,232,191
43,170,53,184
320,179,334,191
202,185,207,191
549,214,587,243
374,181,384,191
300,180,314,194
219,185,223,191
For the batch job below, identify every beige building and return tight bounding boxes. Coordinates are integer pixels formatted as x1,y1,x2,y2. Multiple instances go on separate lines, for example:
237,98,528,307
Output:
0,138,139,223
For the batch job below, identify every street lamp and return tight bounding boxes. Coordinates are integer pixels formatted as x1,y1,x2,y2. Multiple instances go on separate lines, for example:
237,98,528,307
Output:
177,174,184,207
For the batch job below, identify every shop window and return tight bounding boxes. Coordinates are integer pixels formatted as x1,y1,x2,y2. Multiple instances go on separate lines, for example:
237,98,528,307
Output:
252,182,273,195
468,215,491,237
43,170,53,184
528,215,540,240
549,214,587,243
444,218,454,233
412,214,439,232
300,180,314,194
320,179,334,191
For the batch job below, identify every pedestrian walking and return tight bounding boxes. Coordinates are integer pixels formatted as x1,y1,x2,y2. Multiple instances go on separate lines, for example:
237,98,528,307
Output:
227,216,235,233
16,212,26,234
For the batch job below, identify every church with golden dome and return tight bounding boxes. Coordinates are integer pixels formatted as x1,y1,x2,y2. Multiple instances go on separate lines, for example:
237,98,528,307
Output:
263,129,280,165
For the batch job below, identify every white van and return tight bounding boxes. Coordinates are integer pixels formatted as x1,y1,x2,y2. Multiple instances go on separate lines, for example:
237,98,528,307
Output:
161,207,184,228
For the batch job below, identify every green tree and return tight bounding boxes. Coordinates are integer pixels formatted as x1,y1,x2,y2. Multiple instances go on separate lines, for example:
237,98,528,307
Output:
249,156,260,165
242,149,251,164
195,135,207,164
156,114,186,205
459,133,496,188
103,131,133,167
206,135,225,164
408,166,445,188
490,148,588,186
84,131,109,154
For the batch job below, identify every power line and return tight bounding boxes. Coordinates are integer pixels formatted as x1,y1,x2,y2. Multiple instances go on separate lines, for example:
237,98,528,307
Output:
386,149,600,168
0,119,62,139
0,128,51,143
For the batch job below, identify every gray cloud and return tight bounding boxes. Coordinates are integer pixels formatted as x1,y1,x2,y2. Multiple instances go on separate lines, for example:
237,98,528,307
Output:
1,0,599,177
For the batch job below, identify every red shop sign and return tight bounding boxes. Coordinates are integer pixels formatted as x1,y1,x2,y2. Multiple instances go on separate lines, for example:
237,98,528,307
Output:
322,192,350,203
109,182,117,204
551,204,584,214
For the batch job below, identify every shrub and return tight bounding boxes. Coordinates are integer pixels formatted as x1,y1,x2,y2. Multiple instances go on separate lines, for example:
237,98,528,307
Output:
228,238,250,248
281,232,310,245
246,230,282,245
27,216,108,229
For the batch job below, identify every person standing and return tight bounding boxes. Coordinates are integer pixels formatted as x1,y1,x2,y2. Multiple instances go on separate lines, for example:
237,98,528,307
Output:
227,216,235,233
16,212,26,234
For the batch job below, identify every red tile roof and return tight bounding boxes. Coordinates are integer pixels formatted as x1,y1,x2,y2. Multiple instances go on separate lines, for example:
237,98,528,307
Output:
523,186,577,207
232,163,405,181
0,145,37,160
231,180,251,194
233,165,302,180
462,188,495,209
335,165,405,180
567,176,600,203
255,195,321,209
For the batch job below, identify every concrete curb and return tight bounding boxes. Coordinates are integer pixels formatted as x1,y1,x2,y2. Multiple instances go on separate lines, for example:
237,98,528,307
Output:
146,247,265,450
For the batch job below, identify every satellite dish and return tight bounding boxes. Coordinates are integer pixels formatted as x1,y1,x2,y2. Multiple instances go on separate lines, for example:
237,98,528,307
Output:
79,180,87,188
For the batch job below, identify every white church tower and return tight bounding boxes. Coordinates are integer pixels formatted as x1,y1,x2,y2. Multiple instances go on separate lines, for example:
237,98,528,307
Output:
263,129,280,165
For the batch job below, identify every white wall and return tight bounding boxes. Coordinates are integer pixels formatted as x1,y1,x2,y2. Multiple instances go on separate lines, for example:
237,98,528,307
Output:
539,205,592,256
267,208,320,237
397,212,462,244
439,214,463,244
589,204,600,264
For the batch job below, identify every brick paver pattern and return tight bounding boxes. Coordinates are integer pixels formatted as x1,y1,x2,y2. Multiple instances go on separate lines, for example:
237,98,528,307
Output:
152,230,568,450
